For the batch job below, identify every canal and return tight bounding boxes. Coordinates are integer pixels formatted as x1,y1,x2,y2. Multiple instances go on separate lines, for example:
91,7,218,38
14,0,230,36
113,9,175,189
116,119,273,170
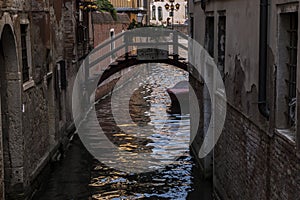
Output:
33,64,212,200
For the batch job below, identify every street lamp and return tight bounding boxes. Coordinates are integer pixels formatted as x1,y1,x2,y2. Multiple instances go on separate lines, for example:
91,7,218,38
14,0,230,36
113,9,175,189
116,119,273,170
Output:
165,0,180,29
137,12,144,27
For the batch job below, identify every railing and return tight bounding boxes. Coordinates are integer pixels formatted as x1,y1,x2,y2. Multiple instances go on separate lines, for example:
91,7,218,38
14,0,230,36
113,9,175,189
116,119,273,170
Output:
72,27,227,158
84,28,188,83
73,27,189,115
82,28,187,86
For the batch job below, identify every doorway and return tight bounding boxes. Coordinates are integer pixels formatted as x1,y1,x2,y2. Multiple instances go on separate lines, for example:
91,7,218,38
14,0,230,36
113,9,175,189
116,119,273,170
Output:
0,24,23,199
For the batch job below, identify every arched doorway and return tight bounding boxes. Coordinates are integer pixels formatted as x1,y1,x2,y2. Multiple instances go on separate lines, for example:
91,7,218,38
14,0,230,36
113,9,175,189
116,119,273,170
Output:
0,24,23,199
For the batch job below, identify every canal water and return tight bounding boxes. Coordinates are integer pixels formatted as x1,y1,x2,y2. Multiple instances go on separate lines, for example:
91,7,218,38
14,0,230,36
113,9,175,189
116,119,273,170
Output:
34,64,212,200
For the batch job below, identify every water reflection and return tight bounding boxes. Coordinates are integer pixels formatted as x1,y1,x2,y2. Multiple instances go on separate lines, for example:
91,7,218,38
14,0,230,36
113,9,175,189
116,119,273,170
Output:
33,64,212,200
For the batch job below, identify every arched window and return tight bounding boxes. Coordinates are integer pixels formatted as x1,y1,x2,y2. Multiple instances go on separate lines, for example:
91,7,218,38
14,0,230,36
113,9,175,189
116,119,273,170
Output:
158,6,163,21
152,5,156,20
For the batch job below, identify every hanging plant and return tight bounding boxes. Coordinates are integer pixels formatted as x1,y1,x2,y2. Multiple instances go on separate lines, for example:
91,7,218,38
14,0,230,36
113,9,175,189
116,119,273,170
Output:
96,0,117,20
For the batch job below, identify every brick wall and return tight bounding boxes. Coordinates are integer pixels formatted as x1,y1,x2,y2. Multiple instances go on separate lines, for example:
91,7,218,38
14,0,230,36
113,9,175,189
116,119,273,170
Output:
269,132,300,199
213,103,300,200
189,1,300,199
93,12,130,47
214,105,269,200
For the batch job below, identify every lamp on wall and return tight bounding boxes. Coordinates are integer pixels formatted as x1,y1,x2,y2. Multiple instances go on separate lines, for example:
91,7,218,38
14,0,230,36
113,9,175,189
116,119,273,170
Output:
137,12,144,26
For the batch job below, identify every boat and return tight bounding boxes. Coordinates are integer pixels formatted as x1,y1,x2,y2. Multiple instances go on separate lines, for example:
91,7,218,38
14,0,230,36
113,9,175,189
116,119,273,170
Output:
166,81,189,114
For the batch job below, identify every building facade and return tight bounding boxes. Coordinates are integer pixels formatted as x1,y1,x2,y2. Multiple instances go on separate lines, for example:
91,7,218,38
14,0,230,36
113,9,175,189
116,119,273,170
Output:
0,0,94,199
109,0,148,24
150,0,188,26
189,0,300,199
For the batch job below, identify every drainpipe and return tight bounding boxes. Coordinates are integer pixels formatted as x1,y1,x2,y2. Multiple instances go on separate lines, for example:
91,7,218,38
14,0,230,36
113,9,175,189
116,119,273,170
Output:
258,0,270,119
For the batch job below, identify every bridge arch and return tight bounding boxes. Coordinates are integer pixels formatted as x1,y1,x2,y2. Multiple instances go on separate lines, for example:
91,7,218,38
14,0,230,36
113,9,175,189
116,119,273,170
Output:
72,27,227,173
97,50,188,85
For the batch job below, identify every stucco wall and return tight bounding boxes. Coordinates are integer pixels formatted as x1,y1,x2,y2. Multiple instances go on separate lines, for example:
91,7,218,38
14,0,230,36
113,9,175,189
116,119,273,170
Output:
189,0,300,199
150,0,188,26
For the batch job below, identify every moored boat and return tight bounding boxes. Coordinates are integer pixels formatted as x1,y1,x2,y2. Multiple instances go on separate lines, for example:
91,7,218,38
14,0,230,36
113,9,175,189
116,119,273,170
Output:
166,81,189,114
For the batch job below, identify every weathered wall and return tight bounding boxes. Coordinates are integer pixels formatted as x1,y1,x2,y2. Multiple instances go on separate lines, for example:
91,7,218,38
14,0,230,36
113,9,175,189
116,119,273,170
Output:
189,0,300,199
0,0,85,199
93,12,130,47
214,105,269,200
0,14,24,199
267,1,300,199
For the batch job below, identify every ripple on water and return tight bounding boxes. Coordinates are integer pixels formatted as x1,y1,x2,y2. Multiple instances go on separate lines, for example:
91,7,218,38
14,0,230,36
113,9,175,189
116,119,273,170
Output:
33,64,212,200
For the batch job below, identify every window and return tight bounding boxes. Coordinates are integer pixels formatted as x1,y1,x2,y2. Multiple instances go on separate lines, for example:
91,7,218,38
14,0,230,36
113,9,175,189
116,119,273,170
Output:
78,24,88,43
218,15,226,78
158,6,163,21
55,61,67,120
21,24,29,83
287,13,298,127
277,11,298,129
55,60,67,93
185,5,188,19
152,5,156,20
143,0,147,9
205,16,214,57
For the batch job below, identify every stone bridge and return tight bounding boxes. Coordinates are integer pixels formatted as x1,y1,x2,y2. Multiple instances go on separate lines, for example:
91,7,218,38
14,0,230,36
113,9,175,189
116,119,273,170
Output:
72,27,227,178
85,28,188,84
73,27,190,112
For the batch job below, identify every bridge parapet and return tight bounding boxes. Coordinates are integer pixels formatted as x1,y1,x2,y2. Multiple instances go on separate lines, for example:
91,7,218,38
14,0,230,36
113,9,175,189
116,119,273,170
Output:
78,28,189,107
72,28,189,124
72,27,228,177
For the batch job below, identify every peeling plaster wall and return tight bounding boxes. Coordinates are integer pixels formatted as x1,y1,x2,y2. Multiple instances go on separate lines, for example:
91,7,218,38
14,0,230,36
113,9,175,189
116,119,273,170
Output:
194,0,262,122
190,0,300,199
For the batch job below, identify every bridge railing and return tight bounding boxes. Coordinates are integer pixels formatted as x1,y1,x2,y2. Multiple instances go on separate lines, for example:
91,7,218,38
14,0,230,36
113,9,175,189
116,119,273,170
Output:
88,28,188,76
79,28,189,106
72,28,228,170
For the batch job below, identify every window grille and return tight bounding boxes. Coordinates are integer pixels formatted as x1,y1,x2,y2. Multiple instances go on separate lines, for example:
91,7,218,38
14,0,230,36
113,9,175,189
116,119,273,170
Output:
21,24,29,83
286,12,298,127
218,16,226,78
205,16,214,57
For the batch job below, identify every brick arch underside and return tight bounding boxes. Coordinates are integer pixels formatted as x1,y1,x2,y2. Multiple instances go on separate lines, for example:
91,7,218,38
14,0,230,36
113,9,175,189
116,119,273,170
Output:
98,57,188,86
